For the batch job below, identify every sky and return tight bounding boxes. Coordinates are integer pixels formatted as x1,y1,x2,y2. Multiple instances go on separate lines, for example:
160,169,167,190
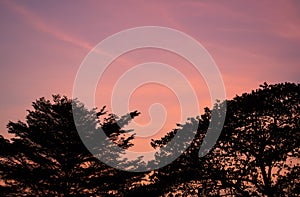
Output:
1,0,300,151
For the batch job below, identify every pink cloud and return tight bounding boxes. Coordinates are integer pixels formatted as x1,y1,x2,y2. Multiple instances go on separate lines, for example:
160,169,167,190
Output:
3,0,94,51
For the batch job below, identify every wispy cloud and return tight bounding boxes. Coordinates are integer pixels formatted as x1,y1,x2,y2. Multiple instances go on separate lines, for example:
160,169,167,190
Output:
3,0,93,50
2,0,137,68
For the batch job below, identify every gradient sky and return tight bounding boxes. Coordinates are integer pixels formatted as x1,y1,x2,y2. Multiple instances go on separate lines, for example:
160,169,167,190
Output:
1,0,300,151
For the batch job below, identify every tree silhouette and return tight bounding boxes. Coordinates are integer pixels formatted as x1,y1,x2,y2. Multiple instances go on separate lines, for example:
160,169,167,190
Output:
0,95,140,196
213,82,300,196
143,82,299,196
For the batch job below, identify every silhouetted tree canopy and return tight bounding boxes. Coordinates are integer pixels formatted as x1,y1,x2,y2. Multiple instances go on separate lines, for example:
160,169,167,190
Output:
213,82,300,196
0,82,299,196
138,82,300,196
0,95,140,196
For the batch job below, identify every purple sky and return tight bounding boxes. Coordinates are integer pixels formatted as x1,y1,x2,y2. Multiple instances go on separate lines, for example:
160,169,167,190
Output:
1,1,299,150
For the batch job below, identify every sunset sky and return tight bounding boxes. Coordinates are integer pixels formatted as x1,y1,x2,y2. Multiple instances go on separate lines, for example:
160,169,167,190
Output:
1,1,300,151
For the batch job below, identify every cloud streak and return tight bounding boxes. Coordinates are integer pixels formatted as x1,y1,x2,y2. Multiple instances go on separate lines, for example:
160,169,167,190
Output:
3,0,93,51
